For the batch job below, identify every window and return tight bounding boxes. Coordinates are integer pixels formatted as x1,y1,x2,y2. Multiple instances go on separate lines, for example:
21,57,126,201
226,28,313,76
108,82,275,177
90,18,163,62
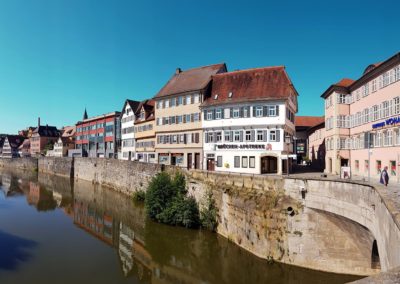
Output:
249,156,255,168
234,156,240,168
207,132,214,143
228,92,233,98
268,106,277,116
269,130,276,141
382,101,390,118
372,80,377,92
224,131,231,142
207,111,213,121
373,105,379,121
234,131,241,142
177,96,183,105
233,108,240,118
337,93,346,104
186,114,191,123
242,156,248,168
215,108,222,119
193,93,200,103
165,99,169,108
245,130,251,142
255,106,263,117
157,100,163,109
394,97,400,115
193,113,200,122
395,66,400,82
216,132,222,142
186,95,192,105
257,130,264,141
217,156,222,167
243,107,249,118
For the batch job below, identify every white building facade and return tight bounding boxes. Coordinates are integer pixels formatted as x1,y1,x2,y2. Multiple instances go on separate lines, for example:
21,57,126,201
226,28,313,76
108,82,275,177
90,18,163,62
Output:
120,100,140,160
201,67,298,175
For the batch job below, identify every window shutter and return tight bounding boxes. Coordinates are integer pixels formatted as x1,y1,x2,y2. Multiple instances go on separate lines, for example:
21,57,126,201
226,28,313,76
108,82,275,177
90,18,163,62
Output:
221,108,225,119
230,108,233,118
239,131,243,142
252,106,256,117
203,110,207,120
191,114,194,122
263,106,268,117
276,130,281,142
213,132,217,143
247,106,251,117
251,130,255,142
183,115,186,123
240,107,244,118
263,130,268,142
212,109,216,120
230,131,233,142
183,97,186,105
184,134,187,144
205,132,209,143
195,133,199,143
276,105,279,116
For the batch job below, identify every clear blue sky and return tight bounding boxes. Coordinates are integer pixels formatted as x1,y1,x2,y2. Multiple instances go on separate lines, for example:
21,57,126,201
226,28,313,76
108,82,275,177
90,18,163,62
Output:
0,0,399,133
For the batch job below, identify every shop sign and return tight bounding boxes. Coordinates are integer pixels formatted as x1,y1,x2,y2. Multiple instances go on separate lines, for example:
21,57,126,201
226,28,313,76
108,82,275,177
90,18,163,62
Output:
216,144,269,150
372,116,400,129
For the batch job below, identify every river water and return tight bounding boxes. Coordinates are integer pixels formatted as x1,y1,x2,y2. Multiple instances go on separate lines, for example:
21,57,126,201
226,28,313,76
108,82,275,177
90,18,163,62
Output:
0,169,363,284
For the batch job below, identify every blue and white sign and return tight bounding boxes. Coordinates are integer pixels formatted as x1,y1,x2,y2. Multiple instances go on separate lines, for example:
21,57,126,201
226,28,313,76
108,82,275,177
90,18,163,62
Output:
372,116,400,129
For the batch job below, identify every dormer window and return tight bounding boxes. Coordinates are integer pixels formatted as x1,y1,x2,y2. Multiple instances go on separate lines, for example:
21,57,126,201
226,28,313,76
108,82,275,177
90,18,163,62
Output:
140,112,145,120
228,92,233,98
214,94,218,100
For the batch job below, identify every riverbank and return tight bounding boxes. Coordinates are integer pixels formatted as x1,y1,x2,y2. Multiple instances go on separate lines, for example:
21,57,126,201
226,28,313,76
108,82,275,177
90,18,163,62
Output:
1,157,400,279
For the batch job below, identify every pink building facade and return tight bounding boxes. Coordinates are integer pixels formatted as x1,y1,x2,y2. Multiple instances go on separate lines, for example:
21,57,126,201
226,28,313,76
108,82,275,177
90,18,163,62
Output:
322,52,400,181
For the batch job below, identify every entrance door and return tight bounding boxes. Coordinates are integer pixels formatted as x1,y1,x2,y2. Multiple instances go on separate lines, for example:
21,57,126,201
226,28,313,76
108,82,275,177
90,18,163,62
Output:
195,153,200,169
187,153,193,169
261,156,278,174
207,158,215,171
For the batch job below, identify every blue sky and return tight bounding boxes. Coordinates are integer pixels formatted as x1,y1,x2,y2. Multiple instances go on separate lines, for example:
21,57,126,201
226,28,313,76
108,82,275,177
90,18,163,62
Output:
0,0,399,133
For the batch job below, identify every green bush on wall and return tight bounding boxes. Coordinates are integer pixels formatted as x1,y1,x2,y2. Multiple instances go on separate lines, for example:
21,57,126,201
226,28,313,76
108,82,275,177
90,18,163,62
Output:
145,172,200,228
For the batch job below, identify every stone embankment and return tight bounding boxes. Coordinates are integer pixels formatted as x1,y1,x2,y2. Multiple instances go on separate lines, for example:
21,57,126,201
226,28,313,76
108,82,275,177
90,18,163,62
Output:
1,157,400,279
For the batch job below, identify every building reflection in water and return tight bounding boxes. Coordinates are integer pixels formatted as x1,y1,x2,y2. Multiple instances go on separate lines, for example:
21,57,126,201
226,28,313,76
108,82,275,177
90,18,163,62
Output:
0,170,363,284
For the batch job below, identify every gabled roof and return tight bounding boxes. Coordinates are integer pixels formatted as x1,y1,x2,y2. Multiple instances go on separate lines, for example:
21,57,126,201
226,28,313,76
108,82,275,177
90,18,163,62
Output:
0,137,5,148
123,99,141,113
32,125,60,138
135,99,155,122
154,63,227,98
295,116,325,128
5,135,24,148
202,66,297,107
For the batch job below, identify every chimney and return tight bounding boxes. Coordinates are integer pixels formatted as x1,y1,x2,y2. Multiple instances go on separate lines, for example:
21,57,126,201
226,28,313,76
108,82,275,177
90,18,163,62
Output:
38,117,40,128
175,68,181,74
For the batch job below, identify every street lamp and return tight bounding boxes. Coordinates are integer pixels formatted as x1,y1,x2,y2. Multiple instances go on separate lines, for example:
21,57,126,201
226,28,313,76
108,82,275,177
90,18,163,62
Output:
285,134,292,176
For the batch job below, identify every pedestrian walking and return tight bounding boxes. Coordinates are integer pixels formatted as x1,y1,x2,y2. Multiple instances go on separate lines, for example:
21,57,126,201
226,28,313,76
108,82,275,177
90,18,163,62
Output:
380,166,389,186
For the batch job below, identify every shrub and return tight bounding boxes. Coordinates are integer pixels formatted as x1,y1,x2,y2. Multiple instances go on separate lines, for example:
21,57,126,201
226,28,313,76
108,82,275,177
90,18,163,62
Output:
200,191,218,231
145,172,200,228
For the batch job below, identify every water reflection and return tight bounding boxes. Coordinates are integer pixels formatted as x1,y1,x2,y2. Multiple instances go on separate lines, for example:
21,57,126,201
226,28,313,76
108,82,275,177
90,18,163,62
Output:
0,169,363,284
0,230,37,271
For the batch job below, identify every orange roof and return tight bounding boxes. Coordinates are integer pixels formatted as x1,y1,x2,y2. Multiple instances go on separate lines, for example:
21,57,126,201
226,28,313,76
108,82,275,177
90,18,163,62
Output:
335,78,354,87
295,116,324,127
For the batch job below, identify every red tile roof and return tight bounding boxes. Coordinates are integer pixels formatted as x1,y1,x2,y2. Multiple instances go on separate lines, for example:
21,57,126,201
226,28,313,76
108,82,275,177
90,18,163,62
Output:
135,99,155,122
335,78,354,87
155,63,227,98
295,116,325,127
202,66,297,107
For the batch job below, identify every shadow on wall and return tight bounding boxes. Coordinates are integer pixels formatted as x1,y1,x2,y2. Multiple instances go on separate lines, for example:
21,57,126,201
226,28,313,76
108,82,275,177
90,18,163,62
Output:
0,229,37,271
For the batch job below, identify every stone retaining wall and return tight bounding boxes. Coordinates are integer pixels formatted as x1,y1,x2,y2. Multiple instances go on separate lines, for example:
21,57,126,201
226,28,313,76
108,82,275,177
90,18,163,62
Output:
0,157,38,170
38,157,73,178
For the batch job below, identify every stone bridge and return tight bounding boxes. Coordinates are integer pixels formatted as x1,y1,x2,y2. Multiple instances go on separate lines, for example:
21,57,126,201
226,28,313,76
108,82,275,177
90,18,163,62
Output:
284,178,400,274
